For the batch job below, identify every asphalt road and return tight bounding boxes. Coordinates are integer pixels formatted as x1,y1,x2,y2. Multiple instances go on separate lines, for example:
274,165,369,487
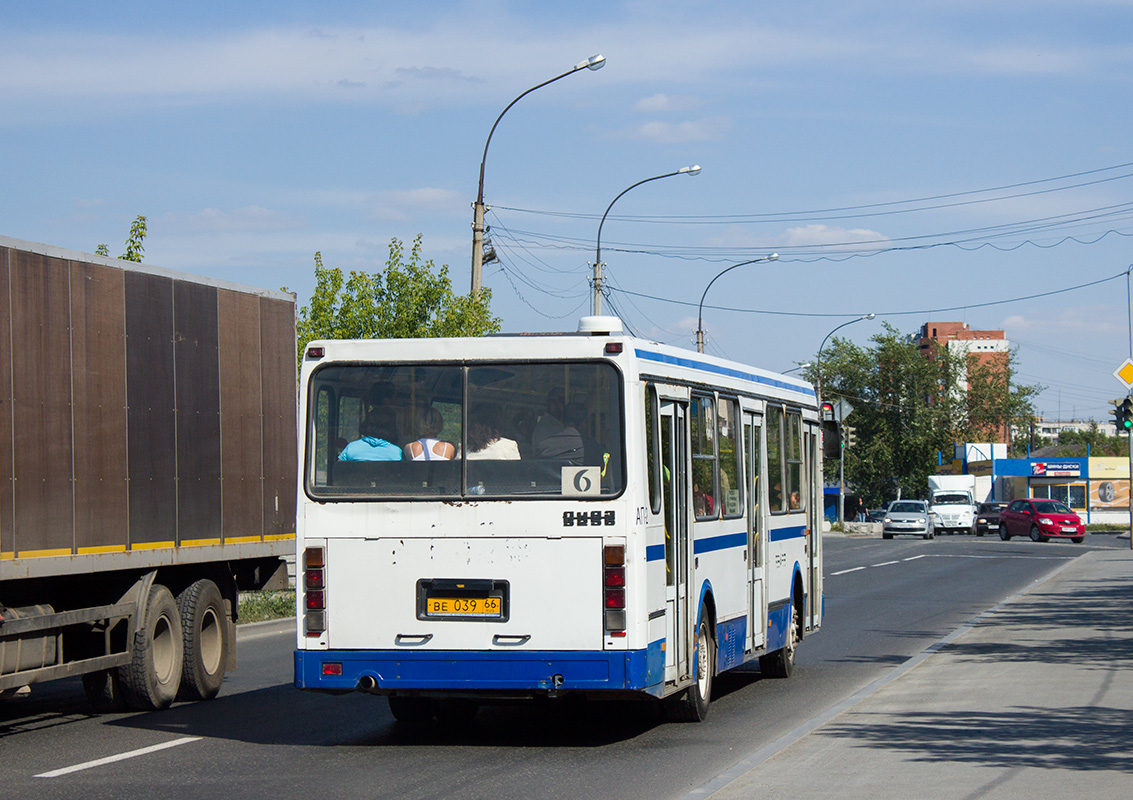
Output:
2,533,1125,800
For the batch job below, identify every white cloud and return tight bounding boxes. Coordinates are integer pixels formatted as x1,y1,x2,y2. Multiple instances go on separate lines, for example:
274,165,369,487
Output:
630,116,731,143
165,205,304,235
781,224,889,248
634,93,703,113
368,187,464,222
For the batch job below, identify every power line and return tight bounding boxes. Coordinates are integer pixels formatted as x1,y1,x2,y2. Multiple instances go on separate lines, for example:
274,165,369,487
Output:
610,268,1128,318
492,162,1133,225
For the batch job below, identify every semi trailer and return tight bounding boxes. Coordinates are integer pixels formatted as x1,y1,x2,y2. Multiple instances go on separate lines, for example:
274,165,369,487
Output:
0,235,296,710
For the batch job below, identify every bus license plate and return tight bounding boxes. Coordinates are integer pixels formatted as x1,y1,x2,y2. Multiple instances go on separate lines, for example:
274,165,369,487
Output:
426,596,503,617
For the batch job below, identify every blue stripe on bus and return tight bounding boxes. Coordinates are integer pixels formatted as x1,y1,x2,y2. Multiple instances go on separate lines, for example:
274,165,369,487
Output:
769,525,806,541
651,527,802,558
295,647,666,696
634,348,816,397
693,531,747,554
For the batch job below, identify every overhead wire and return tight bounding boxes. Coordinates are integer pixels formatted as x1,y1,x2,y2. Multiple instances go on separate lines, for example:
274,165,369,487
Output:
491,162,1133,225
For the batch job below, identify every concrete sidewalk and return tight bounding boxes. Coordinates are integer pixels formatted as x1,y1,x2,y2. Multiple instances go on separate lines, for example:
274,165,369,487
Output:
701,548,1133,799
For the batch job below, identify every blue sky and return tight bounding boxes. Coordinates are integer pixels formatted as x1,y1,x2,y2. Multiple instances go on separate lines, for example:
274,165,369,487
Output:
4,1,1133,426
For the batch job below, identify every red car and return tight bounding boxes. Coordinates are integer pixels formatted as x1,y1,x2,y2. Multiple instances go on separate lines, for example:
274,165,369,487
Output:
1000,498,1085,543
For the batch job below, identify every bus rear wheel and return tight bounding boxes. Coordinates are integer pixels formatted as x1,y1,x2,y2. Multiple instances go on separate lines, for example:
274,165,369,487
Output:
760,601,799,679
665,613,714,722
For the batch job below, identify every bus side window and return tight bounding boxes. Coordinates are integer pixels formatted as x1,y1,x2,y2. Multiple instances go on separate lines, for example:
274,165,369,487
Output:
718,397,742,518
691,394,717,520
767,406,784,513
786,410,803,510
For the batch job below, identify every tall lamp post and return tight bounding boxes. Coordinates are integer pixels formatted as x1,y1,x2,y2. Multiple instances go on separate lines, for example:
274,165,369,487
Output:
816,313,876,525
695,253,779,353
471,54,606,297
593,165,701,315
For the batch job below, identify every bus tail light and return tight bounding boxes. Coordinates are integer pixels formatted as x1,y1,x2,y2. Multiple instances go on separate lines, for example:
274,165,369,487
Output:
604,544,626,634
304,546,326,637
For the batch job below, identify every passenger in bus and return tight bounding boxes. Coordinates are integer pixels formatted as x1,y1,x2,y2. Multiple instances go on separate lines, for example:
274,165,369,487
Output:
531,388,566,457
537,401,586,462
404,406,456,461
693,481,714,517
338,409,403,462
510,409,537,458
461,406,520,460
366,381,404,442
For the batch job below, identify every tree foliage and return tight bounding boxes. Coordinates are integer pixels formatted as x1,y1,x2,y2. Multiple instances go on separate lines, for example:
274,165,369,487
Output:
295,235,501,363
809,322,1039,505
96,215,147,262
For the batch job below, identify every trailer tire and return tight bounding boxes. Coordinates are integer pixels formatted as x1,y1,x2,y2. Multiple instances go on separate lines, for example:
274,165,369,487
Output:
177,579,229,701
82,669,128,712
120,584,183,711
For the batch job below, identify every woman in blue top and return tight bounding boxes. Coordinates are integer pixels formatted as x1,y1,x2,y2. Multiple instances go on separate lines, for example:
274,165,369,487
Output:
338,409,403,462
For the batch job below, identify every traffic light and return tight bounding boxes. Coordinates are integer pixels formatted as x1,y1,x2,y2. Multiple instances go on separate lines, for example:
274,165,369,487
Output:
844,424,857,449
1120,397,1133,432
821,401,841,458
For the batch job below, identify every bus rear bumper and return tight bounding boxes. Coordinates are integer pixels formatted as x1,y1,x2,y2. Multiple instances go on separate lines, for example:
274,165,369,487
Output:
294,645,664,696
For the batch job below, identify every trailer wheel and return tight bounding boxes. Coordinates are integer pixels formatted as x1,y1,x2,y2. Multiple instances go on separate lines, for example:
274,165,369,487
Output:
82,669,127,712
120,583,183,711
177,579,229,701
665,611,714,722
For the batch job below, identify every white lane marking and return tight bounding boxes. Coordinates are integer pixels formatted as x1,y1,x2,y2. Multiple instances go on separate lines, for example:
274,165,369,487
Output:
828,551,1073,577
35,737,202,778
829,566,867,576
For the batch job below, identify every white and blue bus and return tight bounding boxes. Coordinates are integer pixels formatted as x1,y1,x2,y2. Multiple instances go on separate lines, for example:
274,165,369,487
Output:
294,317,824,722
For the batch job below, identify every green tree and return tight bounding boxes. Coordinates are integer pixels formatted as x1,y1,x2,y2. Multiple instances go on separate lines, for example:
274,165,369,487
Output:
295,235,500,363
964,348,1040,445
810,323,1039,505
96,215,148,261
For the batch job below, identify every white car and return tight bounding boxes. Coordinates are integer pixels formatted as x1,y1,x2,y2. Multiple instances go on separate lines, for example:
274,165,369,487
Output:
882,500,935,540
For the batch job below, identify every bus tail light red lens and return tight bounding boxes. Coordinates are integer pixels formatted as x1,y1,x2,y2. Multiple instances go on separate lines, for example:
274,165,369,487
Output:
604,544,626,633
304,546,327,637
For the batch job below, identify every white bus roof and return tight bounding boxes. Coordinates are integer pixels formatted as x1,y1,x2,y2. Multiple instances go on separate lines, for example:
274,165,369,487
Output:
305,319,816,406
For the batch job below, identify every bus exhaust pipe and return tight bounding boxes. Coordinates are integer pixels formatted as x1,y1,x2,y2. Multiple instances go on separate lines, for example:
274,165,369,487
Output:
358,675,378,692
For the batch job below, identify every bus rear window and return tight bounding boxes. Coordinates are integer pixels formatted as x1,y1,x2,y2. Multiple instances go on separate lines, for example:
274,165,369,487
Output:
306,361,624,499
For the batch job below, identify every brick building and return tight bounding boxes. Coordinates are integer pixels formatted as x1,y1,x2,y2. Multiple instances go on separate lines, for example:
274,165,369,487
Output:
918,321,1011,442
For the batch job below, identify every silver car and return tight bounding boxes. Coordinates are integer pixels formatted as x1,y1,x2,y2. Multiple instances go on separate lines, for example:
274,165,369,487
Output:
882,500,935,540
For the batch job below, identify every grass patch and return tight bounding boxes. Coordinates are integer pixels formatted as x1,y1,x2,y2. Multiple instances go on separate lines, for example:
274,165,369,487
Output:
238,590,296,624
1086,524,1129,533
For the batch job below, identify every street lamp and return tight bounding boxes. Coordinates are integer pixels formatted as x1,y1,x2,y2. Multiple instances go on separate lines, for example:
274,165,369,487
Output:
470,54,606,297
695,253,779,353
816,313,876,526
593,165,701,315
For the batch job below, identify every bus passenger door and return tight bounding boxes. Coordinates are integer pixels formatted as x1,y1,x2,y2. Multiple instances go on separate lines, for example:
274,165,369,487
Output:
806,424,823,630
661,399,691,685
744,412,766,652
